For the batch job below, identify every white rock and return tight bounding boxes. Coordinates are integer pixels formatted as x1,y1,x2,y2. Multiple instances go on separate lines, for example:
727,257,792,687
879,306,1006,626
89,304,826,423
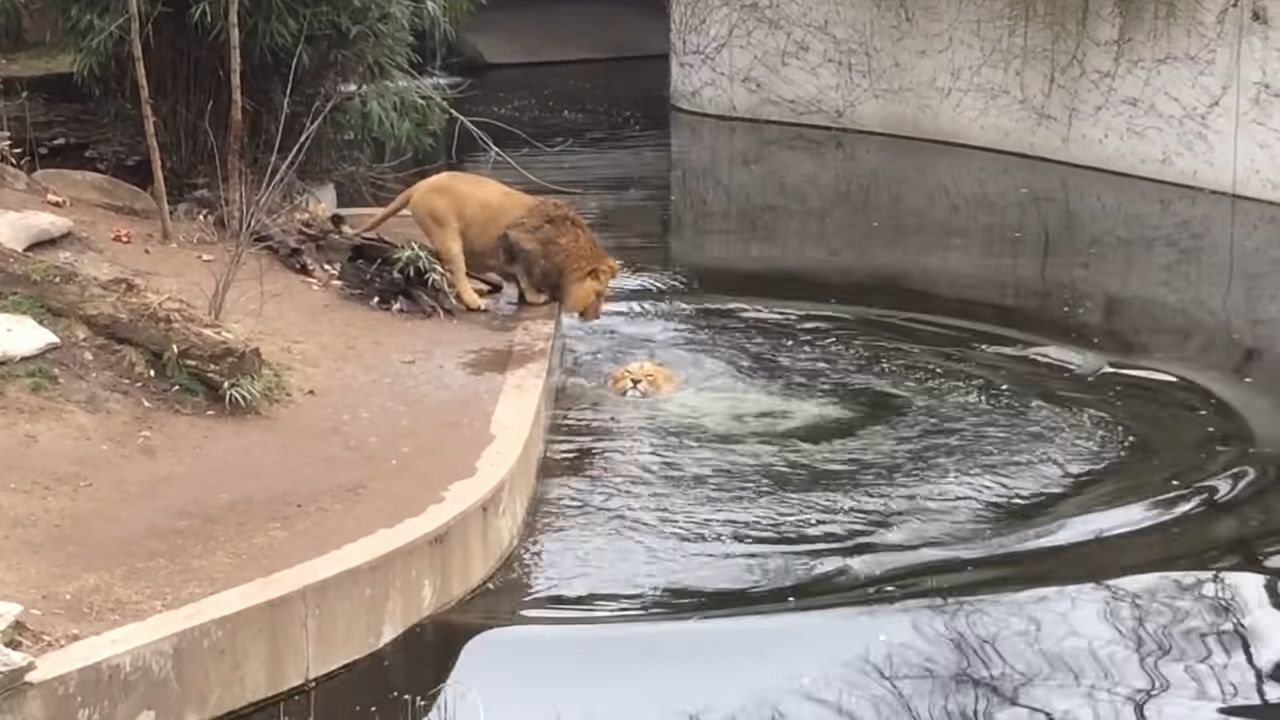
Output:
0,210,74,252
0,313,61,362
0,645,35,694
0,601,20,645
299,180,338,216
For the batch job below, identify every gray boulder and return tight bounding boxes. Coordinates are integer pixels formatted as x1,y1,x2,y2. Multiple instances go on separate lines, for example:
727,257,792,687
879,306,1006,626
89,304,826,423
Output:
0,645,35,695
0,165,39,193
30,168,158,218
0,210,74,252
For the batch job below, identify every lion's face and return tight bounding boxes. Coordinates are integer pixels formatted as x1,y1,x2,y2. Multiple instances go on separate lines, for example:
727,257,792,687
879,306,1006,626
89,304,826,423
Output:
607,360,678,398
562,258,619,321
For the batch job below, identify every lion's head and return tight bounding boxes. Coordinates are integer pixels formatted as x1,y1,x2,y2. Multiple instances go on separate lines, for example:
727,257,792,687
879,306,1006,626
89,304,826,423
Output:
607,360,678,398
561,257,619,321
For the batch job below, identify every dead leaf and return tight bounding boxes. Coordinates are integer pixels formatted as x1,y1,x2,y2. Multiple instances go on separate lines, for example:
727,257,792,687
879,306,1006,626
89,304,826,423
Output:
111,227,134,245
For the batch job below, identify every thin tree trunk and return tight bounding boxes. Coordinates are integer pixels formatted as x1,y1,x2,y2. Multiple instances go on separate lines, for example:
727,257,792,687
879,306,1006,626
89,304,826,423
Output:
226,0,244,234
125,0,174,241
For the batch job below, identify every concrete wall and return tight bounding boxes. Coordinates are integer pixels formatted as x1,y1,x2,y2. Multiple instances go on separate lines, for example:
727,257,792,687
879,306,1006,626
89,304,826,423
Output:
668,0,1280,203
667,110,1280,449
460,0,668,65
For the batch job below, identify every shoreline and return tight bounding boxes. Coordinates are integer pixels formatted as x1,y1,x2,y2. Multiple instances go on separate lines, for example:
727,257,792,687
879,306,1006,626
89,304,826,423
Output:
0,316,561,720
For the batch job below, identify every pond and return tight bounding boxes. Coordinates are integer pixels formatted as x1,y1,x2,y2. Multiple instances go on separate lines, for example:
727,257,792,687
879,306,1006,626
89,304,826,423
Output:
232,58,1280,719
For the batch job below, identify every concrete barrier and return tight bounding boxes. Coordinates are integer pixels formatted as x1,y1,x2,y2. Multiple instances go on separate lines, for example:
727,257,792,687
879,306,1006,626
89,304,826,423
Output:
0,318,562,720
459,0,668,66
669,0,1280,203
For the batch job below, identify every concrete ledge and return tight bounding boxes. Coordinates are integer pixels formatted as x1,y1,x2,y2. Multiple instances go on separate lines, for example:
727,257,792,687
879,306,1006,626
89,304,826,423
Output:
459,2,668,66
0,318,562,720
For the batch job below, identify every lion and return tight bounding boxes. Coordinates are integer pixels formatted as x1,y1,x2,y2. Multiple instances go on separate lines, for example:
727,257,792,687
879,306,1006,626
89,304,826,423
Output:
497,197,619,321
349,171,618,319
607,360,678,398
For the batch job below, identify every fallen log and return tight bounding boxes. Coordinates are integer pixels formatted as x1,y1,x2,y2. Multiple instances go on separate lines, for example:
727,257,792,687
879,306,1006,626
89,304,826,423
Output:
0,246,263,392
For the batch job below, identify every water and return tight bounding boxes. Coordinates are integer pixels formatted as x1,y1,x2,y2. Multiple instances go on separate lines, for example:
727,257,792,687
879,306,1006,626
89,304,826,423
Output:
233,58,1280,719
478,299,1250,619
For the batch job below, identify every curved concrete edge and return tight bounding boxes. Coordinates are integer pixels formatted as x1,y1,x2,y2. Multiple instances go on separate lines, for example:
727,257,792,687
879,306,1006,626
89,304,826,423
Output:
0,316,564,720
664,102,1273,205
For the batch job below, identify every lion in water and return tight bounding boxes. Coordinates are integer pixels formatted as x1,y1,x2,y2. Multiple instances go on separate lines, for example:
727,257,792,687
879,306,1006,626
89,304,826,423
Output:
350,171,618,319
608,360,678,398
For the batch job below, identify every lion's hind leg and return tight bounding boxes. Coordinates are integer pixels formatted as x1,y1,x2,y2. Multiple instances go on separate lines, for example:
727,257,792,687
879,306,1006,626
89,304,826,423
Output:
498,226,552,306
431,226,487,311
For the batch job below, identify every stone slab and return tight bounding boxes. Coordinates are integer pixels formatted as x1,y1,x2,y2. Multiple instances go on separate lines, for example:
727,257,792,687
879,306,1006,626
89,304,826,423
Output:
0,166,38,194
0,209,73,252
29,169,158,218
0,313,61,363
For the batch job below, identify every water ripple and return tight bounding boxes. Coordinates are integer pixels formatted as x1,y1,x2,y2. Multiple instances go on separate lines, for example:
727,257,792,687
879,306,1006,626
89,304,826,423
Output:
478,280,1252,620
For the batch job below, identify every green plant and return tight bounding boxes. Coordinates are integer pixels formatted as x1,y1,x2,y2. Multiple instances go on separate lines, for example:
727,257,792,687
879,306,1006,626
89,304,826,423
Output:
391,241,455,301
23,364,60,392
49,0,481,185
0,293,54,322
19,259,58,283
0,0,23,47
221,364,288,412
160,348,207,398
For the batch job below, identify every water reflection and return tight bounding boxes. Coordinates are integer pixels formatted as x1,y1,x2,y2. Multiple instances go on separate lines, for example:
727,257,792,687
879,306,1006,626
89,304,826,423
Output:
667,110,1280,450
437,573,1280,719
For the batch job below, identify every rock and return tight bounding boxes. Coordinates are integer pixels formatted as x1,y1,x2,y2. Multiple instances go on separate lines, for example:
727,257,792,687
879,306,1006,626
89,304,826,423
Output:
0,210,74,252
30,168,158,218
0,645,35,694
0,165,39,193
0,601,20,645
0,313,61,362
299,180,338,216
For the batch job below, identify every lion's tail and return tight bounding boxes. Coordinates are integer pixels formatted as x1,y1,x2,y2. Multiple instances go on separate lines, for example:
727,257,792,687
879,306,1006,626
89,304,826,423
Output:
353,186,414,234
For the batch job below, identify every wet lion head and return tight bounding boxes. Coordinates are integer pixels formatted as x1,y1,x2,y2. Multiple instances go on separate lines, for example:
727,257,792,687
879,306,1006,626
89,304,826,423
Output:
607,360,677,398
562,257,619,321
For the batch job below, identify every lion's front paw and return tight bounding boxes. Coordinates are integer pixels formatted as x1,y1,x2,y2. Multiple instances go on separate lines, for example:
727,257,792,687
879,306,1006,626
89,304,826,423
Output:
460,296,488,312
521,289,551,305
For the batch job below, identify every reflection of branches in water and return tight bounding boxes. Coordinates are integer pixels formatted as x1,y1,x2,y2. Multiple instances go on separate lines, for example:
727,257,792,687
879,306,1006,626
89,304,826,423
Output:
791,573,1274,719
1209,572,1269,706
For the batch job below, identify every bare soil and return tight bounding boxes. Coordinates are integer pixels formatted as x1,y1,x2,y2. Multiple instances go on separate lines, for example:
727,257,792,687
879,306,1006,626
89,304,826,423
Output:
0,186,545,650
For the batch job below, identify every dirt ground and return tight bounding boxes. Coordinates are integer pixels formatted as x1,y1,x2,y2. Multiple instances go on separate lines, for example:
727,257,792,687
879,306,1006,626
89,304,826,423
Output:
0,186,551,651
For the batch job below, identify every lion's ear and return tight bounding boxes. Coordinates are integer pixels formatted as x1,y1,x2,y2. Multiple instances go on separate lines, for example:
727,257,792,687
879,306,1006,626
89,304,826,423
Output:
594,258,619,281
589,262,617,284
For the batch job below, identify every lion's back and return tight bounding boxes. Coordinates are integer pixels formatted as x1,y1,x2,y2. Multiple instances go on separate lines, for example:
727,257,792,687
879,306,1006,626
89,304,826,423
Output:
503,198,610,278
